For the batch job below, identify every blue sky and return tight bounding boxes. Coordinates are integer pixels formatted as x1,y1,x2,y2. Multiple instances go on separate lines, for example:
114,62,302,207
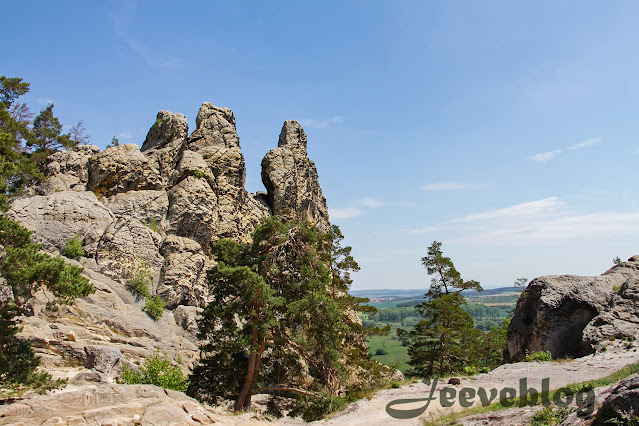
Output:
5,1,639,290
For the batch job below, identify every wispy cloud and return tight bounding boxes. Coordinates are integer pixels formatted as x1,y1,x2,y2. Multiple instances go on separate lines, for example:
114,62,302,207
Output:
118,131,132,139
356,197,385,208
329,197,385,221
109,6,183,69
530,137,603,163
329,207,365,219
300,116,344,129
422,182,487,191
529,150,562,163
408,197,639,245
36,98,53,106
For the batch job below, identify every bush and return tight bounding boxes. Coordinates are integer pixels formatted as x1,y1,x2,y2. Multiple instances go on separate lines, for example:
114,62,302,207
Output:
375,345,389,356
143,295,165,320
192,169,205,179
145,218,159,233
530,406,574,425
64,235,85,259
126,262,151,299
120,354,188,392
525,350,553,362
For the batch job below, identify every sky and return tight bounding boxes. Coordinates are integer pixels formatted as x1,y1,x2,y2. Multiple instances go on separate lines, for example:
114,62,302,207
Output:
4,1,639,290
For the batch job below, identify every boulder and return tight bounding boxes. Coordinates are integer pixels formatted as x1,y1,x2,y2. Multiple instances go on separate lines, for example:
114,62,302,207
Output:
505,257,639,362
88,144,163,198
261,120,330,232
85,345,122,374
597,373,639,423
140,110,189,152
37,144,100,194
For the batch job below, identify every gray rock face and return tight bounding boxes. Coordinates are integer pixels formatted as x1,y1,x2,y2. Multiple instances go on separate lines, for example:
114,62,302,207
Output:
0,384,220,425
85,345,122,374
140,110,189,152
39,144,100,194
8,191,115,255
598,373,639,422
505,257,639,362
157,235,212,309
88,144,163,198
261,120,330,232
101,189,169,229
95,217,163,282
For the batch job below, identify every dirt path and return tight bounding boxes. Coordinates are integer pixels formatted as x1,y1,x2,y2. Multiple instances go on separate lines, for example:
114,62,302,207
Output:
318,343,639,425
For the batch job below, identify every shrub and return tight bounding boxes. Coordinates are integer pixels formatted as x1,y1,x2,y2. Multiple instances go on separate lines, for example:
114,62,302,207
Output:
126,262,151,299
375,345,389,356
64,235,85,259
530,406,574,425
525,350,553,362
145,218,159,233
192,169,205,179
120,354,188,392
143,295,165,320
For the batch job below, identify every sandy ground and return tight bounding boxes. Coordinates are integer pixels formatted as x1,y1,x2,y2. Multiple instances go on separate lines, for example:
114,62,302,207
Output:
312,342,639,426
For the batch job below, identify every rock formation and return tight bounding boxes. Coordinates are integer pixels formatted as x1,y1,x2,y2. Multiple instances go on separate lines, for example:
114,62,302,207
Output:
262,120,330,232
504,256,639,362
5,102,331,380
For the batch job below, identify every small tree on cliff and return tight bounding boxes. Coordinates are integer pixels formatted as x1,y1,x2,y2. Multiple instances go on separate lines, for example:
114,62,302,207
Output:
398,241,482,377
189,218,374,418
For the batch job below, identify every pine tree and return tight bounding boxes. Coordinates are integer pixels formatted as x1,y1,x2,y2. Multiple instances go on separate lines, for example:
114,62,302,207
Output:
189,219,374,418
0,77,40,209
398,241,482,377
28,103,76,168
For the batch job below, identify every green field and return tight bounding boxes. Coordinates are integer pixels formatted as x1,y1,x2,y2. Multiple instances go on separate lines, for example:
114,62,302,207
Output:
359,287,523,374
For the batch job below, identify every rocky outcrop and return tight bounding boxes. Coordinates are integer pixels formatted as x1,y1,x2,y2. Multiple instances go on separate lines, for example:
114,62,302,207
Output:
597,373,639,423
505,256,639,362
0,384,221,425
6,102,332,378
8,191,115,256
262,120,330,232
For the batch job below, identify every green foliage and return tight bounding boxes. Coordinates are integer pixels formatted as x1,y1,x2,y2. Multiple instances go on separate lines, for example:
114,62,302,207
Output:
126,262,151,299
120,354,188,392
28,104,77,168
64,235,85,259
0,301,66,398
143,296,165,320
107,136,120,148
0,217,94,304
189,218,378,416
613,256,622,265
530,406,574,425
192,169,205,179
0,77,41,209
525,350,553,362
145,218,159,233
398,241,490,378
514,277,528,288
375,344,389,355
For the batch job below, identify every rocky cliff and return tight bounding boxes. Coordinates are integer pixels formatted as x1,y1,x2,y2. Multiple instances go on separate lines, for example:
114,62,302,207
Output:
4,102,331,378
504,255,639,362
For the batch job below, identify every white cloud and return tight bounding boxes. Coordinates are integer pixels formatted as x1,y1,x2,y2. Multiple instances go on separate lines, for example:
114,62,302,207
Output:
118,131,132,139
356,197,385,208
529,149,562,163
422,182,486,191
300,116,344,129
329,207,365,219
36,98,53,106
530,137,603,162
568,137,603,150
632,149,639,155
407,197,639,245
